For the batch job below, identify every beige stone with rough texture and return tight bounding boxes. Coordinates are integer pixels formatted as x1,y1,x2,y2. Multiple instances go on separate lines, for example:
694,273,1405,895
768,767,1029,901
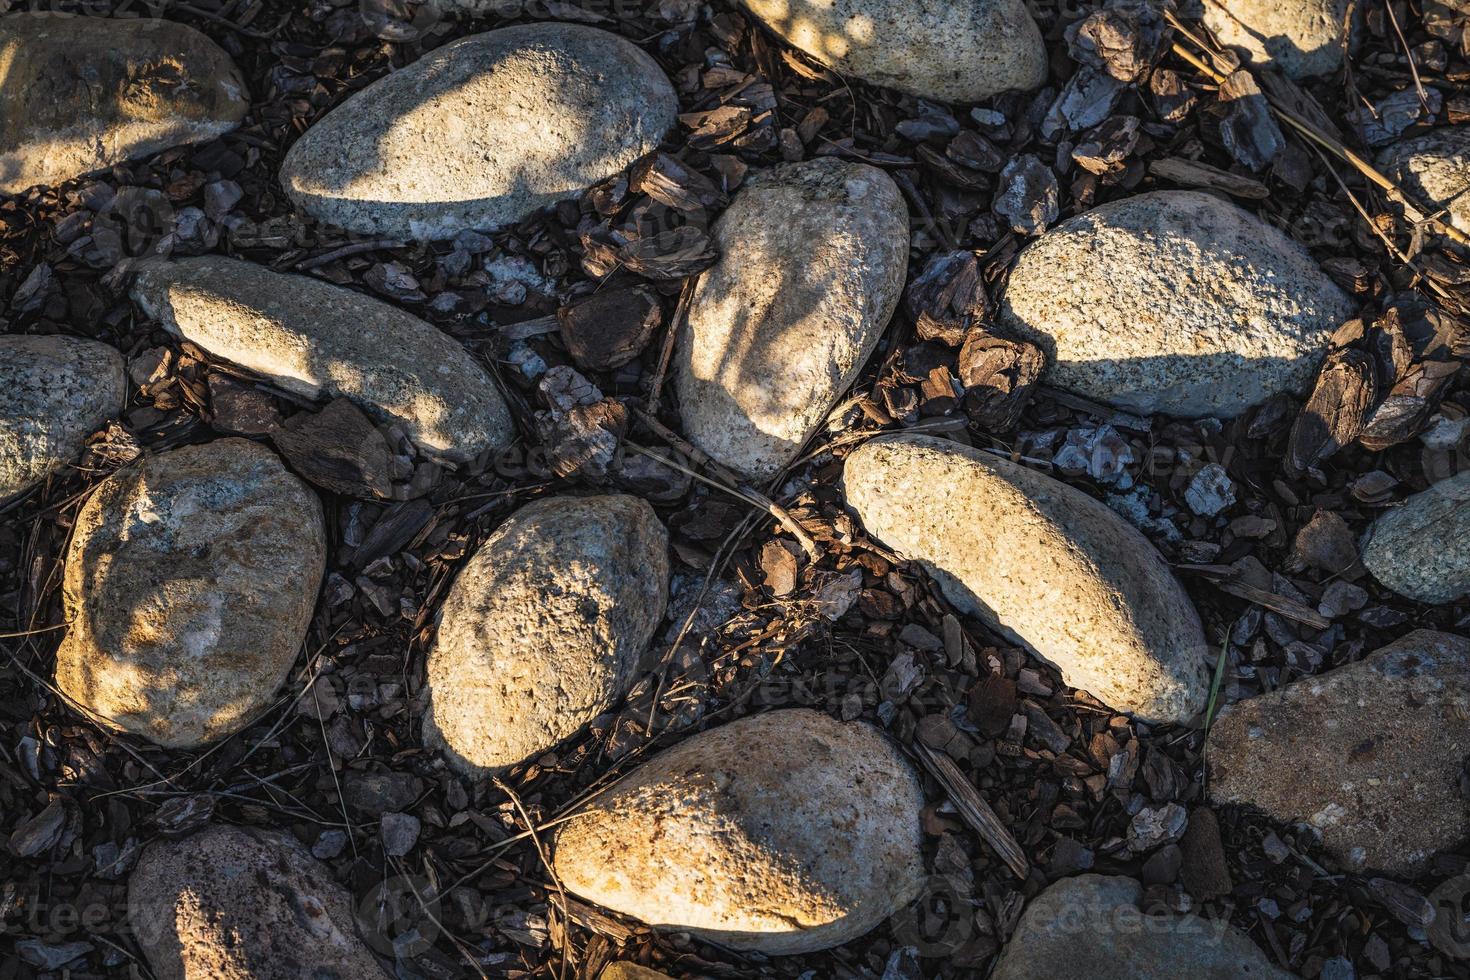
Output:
279,23,676,239
675,158,908,478
131,256,512,464
1378,125,1470,238
844,434,1208,723
129,825,385,979
1186,0,1353,79
741,0,1045,102
552,709,924,955
600,965,672,980
55,439,325,749
427,495,668,774
0,12,248,194
993,875,1293,980
999,190,1354,418
0,335,125,499
1361,469,1470,603
1208,630,1470,874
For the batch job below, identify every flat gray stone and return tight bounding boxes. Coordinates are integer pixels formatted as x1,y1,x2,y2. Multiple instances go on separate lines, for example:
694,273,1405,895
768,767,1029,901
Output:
999,190,1354,418
741,0,1046,102
1183,0,1354,79
992,875,1294,979
1378,124,1470,238
551,709,925,956
843,434,1209,724
0,12,248,194
675,158,908,478
131,256,512,464
55,439,325,749
1208,629,1470,874
129,825,385,979
427,495,669,774
1361,469,1470,603
0,335,124,499
279,23,676,239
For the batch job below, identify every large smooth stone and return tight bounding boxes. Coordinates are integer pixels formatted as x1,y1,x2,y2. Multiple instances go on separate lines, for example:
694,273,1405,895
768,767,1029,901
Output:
426,495,668,774
55,439,325,749
0,335,125,499
551,708,925,955
741,0,1046,103
992,875,1293,979
1208,629,1470,874
1378,125,1470,238
999,190,1354,418
131,256,513,464
1184,0,1353,79
279,23,676,239
1361,469,1470,603
844,434,1208,723
675,158,908,478
0,12,248,195
129,825,385,979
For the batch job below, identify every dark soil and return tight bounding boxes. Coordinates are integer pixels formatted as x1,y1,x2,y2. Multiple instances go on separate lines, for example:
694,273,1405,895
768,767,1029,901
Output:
2,0,1470,978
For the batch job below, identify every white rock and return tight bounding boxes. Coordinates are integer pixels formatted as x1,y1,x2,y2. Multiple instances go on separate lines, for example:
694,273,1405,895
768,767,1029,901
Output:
741,0,1046,102
0,12,249,194
551,709,925,955
675,158,908,478
279,23,676,239
992,875,1293,980
843,434,1209,723
1184,0,1355,79
1361,469,1470,604
0,335,125,499
1184,462,1235,516
1378,124,1470,238
129,825,385,979
131,256,512,464
999,190,1355,419
55,439,325,749
427,495,669,774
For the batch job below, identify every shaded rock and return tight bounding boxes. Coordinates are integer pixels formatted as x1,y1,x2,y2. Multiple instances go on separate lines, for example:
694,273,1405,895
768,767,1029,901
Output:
0,12,248,194
55,439,325,749
1184,0,1354,79
844,434,1208,723
741,0,1046,103
551,708,925,955
999,191,1354,418
128,825,385,979
1179,807,1233,902
675,158,908,478
341,770,422,814
1378,124,1470,238
426,495,669,774
1208,630,1470,874
1361,469,1470,603
131,256,512,464
0,335,125,499
279,24,676,239
557,286,662,371
992,875,1293,979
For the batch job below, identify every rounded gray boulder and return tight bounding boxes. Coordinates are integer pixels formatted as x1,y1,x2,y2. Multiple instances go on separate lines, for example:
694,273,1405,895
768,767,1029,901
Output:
129,825,386,979
0,12,248,194
426,494,669,774
1361,469,1470,604
1378,124,1470,238
843,434,1209,724
741,0,1047,103
55,439,325,749
999,190,1354,418
0,335,125,500
551,708,925,956
1185,0,1354,79
675,158,908,479
279,23,677,239
131,256,513,464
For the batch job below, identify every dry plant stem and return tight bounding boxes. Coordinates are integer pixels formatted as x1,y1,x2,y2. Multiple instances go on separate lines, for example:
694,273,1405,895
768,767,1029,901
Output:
1384,0,1431,112
646,277,696,407
914,742,1030,880
388,855,493,980
494,777,572,980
